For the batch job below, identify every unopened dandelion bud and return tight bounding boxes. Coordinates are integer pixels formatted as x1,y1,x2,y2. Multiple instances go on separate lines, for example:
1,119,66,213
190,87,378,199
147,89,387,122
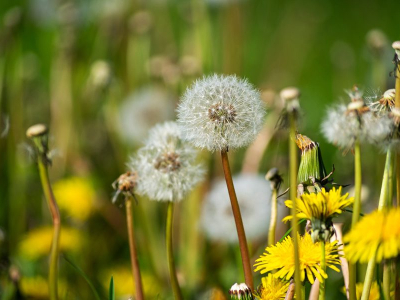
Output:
265,167,282,190
295,134,326,184
392,41,400,57
229,283,254,300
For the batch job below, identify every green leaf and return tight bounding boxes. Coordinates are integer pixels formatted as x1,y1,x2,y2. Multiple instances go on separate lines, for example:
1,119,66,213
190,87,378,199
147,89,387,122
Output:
63,255,103,300
109,276,115,300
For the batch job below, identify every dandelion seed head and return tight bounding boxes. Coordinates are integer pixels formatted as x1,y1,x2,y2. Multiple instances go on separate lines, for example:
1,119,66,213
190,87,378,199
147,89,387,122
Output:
322,89,394,150
177,74,265,151
130,122,204,202
200,174,283,243
117,86,175,145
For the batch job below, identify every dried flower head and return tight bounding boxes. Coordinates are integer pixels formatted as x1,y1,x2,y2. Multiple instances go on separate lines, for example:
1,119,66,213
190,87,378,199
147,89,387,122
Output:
254,233,341,284
229,283,254,300
130,122,204,202
201,174,282,243
344,208,400,263
177,74,265,151
367,89,395,114
112,171,139,203
321,88,393,150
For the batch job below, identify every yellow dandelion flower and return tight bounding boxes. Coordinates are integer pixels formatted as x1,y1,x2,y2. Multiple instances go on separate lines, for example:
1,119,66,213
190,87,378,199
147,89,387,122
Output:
20,276,67,299
101,266,162,299
342,282,380,300
18,226,82,259
344,208,400,263
256,274,290,300
53,177,95,221
283,187,353,222
254,233,341,284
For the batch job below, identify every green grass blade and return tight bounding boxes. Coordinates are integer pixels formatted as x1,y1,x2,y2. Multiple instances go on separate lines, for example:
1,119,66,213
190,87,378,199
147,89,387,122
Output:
63,255,102,300
109,276,115,300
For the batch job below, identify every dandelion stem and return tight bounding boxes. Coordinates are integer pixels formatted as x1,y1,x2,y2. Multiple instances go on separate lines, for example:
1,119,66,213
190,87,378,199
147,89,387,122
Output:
221,150,254,290
349,139,361,300
268,187,278,246
125,197,144,300
395,62,400,205
37,155,60,300
319,241,326,300
166,201,183,300
383,261,391,300
362,149,394,300
361,254,377,300
289,113,302,300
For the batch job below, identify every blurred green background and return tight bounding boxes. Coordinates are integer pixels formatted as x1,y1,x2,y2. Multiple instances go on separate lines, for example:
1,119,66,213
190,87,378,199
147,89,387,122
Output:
1,0,400,299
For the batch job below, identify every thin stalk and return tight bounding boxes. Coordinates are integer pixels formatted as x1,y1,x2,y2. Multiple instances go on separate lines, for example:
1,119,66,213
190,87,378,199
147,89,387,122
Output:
125,197,144,300
319,241,326,300
221,150,254,290
289,114,302,300
383,261,391,300
37,156,60,300
362,149,394,300
268,188,278,246
349,140,362,300
166,202,183,300
361,254,377,300
395,62,400,207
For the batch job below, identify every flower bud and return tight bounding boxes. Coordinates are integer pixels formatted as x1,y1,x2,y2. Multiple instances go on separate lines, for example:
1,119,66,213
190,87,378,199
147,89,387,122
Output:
229,283,254,299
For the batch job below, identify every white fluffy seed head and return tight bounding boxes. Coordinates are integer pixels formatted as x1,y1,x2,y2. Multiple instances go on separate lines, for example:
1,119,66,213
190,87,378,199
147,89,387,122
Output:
177,74,265,151
117,86,176,145
130,121,204,202
200,174,285,243
321,104,394,150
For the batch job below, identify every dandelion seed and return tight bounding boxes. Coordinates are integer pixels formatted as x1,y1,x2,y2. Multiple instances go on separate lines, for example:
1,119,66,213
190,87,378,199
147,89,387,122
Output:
344,208,400,263
254,233,341,284
177,74,265,151
130,121,204,202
